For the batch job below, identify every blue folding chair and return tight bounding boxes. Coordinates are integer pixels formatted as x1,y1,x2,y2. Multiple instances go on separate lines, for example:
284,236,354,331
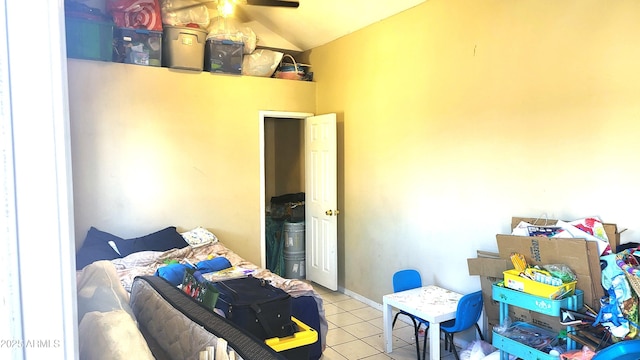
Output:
392,269,430,360
440,290,484,360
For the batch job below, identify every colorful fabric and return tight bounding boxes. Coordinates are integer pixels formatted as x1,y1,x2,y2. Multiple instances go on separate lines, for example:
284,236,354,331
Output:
596,254,639,340
108,0,162,31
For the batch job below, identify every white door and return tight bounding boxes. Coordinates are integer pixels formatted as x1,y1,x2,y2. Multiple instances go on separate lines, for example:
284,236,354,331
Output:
305,113,338,290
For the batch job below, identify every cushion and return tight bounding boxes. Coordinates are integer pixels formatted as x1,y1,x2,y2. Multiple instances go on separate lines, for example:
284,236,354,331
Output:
181,226,218,247
78,310,154,360
114,226,189,257
75,227,123,270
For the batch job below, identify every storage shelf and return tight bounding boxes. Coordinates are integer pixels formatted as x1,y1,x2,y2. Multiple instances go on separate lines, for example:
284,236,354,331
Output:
492,283,583,360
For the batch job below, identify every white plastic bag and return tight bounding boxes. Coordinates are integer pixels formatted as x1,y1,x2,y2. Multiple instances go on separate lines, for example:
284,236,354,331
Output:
242,49,284,77
160,0,210,28
207,16,257,54
459,340,497,360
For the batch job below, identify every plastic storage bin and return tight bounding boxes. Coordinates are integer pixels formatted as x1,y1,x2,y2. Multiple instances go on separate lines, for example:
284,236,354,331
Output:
65,17,114,61
265,317,318,360
503,269,577,299
162,26,208,71
113,27,162,66
204,39,243,74
593,339,640,360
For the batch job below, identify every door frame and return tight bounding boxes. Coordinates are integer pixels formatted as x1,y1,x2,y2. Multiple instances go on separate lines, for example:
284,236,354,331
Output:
258,110,313,269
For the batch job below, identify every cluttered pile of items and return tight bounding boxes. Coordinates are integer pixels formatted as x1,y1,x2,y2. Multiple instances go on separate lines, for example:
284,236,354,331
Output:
467,216,640,360
64,0,312,79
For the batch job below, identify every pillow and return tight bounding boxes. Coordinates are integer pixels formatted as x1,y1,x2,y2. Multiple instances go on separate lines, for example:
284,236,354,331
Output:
83,226,124,247
114,226,189,257
75,227,123,270
181,226,218,247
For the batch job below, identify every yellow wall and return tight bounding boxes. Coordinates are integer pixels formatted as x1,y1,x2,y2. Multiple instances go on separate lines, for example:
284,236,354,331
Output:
68,0,640,308
308,0,640,302
67,60,315,265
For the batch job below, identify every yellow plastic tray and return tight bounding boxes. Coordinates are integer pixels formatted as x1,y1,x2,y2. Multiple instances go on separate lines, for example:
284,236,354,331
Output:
503,269,576,299
265,317,318,352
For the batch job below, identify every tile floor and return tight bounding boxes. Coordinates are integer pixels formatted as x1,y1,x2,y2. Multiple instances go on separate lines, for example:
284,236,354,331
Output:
311,283,459,360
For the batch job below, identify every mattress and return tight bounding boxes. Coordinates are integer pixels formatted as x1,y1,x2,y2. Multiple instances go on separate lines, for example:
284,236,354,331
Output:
130,275,286,360
110,240,328,358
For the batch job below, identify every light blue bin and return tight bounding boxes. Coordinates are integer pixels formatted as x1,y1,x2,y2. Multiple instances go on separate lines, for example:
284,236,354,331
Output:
593,339,640,360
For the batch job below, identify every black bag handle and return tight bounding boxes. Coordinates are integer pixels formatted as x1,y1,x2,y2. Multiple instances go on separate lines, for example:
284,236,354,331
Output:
251,303,277,338
250,303,297,339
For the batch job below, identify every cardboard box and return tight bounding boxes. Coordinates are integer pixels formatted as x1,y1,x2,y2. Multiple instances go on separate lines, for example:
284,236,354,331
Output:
508,307,565,333
467,250,566,336
469,216,618,337
467,251,511,341
467,252,568,338
498,216,608,310
511,217,621,254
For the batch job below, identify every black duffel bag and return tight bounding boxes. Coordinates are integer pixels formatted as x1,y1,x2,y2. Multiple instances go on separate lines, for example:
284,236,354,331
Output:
213,275,297,340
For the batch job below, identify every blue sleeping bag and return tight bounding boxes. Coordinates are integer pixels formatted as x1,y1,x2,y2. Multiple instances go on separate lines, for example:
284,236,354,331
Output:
155,257,233,286
155,263,194,286
196,257,232,273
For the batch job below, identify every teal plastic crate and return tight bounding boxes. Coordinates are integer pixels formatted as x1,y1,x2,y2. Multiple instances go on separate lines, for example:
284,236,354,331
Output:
65,17,114,62
492,283,583,316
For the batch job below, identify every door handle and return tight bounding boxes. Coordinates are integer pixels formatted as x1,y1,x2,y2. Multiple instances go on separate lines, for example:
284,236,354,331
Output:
325,209,341,216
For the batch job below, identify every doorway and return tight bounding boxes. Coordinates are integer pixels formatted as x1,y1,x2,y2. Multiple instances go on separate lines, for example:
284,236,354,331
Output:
259,111,338,291
264,116,304,278
259,111,313,274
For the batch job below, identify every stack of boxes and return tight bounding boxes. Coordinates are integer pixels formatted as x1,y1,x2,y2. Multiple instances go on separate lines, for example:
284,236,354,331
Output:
64,7,244,74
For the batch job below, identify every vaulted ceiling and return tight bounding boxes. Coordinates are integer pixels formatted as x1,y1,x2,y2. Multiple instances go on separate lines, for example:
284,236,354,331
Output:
207,0,426,52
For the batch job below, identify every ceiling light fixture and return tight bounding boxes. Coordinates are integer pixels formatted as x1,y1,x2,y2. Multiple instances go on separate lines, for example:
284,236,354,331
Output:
217,0,236,17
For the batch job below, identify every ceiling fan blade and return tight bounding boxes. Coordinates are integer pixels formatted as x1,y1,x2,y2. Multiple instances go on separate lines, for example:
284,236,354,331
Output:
245,0,299,8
